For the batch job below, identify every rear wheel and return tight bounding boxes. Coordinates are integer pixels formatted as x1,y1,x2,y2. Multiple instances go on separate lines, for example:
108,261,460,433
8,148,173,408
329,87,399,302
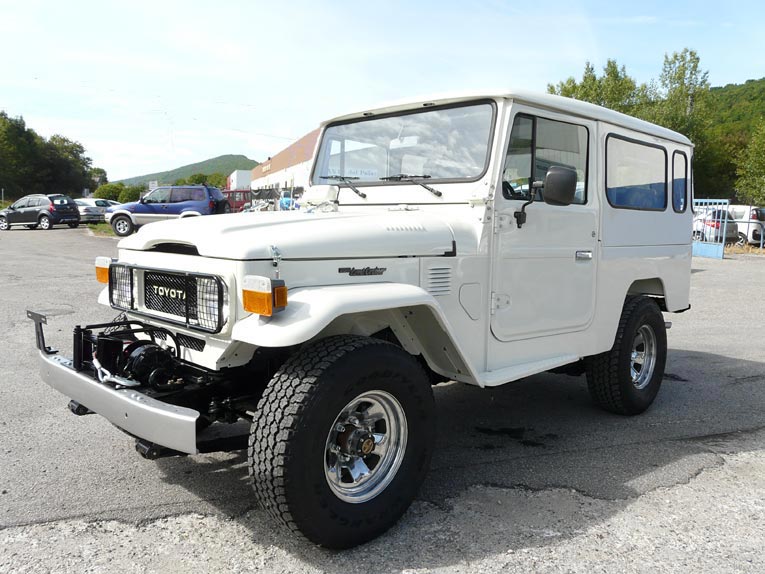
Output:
248,335,435,549
586,296,667,415
38,215,51,230
111,215,134,236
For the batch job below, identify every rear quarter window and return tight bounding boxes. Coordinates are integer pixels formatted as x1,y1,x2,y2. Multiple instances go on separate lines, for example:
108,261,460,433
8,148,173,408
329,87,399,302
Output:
606,135,667,211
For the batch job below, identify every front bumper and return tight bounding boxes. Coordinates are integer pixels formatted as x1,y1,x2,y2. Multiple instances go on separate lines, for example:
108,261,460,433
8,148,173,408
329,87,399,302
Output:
30,312,199,454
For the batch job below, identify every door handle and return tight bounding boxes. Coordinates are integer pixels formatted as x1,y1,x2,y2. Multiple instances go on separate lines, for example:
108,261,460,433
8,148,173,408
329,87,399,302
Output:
575,250,593,261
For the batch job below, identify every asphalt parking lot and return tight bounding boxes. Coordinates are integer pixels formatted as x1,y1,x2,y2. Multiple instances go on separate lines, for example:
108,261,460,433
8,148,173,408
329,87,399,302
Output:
1,227,764,573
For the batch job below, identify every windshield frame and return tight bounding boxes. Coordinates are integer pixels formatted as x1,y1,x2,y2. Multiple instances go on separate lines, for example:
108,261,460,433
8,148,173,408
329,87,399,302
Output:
310,99,498,188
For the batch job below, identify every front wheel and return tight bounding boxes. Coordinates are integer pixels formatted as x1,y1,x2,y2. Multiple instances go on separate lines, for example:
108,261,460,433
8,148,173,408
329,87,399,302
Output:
111,215,134,236
586,296,667,415
248,335,435,549
0,216,8,231
736,233,747,247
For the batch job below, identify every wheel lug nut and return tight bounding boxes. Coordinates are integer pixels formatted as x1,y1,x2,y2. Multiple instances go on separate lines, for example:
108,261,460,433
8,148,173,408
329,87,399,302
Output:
335,423,346,432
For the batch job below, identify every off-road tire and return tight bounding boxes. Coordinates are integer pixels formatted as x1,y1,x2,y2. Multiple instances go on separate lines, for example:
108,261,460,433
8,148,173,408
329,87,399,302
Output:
111,215,134,236
248,335,435,549
38,215,52,230
585,296,667,415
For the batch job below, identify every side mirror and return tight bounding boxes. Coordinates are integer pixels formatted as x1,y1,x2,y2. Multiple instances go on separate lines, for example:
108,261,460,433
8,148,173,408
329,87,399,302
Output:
543,166,577,206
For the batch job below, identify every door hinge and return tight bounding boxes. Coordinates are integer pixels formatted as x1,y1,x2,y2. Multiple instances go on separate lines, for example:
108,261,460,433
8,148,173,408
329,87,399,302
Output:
490,292,511,314
493,214,511,233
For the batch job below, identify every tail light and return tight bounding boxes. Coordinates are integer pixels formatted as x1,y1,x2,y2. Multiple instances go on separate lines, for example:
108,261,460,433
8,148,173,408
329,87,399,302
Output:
48,204,55,212
209,200,215,212
705,220,720,229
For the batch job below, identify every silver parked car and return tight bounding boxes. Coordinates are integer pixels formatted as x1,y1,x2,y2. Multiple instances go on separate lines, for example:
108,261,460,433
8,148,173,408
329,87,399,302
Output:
74,199,108,223
692,209,739,244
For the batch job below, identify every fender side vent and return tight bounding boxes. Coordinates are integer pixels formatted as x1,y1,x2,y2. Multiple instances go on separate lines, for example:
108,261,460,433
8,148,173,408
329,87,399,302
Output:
427,267,452,296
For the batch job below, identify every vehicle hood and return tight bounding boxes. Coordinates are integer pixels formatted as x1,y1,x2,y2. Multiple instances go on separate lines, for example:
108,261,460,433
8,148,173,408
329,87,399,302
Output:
117,211,456,260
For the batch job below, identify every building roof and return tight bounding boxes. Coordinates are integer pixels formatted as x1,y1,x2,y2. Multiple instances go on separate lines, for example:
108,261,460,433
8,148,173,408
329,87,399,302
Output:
252,128,320,178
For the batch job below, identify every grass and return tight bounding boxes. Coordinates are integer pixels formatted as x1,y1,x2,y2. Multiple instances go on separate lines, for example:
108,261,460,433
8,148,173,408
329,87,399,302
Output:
725,243,765,255
87,223,116,237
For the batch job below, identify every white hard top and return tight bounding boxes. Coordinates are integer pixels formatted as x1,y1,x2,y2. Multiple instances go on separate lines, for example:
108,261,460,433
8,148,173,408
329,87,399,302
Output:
322,89,692,147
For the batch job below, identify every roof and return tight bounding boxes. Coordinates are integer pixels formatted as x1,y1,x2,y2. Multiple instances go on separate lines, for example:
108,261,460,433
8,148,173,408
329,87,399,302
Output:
252,129,320,178
322,90,692,146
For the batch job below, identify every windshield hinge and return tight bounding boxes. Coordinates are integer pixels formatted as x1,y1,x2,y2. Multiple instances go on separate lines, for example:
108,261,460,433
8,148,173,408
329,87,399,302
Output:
493,214,511,234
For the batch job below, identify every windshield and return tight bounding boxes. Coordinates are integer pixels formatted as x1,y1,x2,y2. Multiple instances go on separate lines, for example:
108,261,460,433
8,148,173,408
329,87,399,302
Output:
311,101,495,186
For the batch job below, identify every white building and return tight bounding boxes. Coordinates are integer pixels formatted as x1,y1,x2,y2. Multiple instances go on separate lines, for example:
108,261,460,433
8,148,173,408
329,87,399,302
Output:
250,129,319,193
227,170,252,191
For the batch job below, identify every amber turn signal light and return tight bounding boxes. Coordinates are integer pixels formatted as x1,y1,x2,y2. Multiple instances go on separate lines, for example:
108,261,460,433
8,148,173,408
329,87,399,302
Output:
95,256,111,284
242,276,287,317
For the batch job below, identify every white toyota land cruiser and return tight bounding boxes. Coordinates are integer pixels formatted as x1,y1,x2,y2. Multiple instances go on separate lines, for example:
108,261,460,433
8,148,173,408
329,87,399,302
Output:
31,90,693,548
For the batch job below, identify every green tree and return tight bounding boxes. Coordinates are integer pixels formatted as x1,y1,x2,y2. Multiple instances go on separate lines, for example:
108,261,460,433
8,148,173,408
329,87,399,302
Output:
173,178,188,185
207,172,226,188
735,119,765,205
547,59,650,114
117,185,144,203
94,182,126,201
187,173,208,185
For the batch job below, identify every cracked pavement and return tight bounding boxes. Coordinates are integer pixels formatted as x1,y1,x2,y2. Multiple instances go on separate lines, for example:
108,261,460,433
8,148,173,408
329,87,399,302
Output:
1,230,765,573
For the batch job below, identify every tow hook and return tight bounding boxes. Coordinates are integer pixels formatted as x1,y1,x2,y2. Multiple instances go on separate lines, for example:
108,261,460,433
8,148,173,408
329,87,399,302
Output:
134,439,184,460
68,400,93,416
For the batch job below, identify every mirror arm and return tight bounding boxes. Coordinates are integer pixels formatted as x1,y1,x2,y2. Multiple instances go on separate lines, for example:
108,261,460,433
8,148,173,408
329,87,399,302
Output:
514,197,534,229
513,181,543,229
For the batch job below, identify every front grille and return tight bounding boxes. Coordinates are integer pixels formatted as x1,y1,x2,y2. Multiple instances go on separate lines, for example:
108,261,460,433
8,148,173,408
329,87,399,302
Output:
177,333,206,352
153,331,206,352
108,265,226,333
145,272,191,318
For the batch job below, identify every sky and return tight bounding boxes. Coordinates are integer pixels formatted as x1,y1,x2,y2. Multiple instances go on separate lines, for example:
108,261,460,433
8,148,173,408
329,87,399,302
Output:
1,0,763,180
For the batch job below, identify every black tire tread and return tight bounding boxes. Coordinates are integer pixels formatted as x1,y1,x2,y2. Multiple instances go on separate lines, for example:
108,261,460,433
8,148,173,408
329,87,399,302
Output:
586,296,661,414
248,335,394,539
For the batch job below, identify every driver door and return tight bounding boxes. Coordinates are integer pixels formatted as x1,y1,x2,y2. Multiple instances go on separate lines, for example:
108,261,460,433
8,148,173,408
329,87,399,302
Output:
490,107,599,343
134,187,171,225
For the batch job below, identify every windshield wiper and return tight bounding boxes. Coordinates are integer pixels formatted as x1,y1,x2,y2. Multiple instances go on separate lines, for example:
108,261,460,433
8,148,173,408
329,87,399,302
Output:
379,174,442,197
320,175,367,199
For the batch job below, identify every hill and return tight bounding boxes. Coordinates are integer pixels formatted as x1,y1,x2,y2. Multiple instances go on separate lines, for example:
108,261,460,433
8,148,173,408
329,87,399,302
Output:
709,77,765,138
117,154,259,186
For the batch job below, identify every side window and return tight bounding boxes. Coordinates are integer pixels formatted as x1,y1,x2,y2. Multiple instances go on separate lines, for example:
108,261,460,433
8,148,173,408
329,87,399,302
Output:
12,198,29,209
171,188,193,203
145,188,170,203
672,151,687,213
606,135,667,211
95,200,110,208
28,198,42,207
502,114,588,204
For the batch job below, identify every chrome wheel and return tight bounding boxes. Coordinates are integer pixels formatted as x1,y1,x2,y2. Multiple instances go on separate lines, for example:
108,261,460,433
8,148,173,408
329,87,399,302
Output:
113,217,132,236
630,324,657,390
0,217,7,231
324,390,407,504
39,216,50,230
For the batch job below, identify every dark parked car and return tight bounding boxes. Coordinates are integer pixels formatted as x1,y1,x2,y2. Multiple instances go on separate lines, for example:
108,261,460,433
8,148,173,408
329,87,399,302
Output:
0,194,80,231
222,189,254,212
105,185,231,236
